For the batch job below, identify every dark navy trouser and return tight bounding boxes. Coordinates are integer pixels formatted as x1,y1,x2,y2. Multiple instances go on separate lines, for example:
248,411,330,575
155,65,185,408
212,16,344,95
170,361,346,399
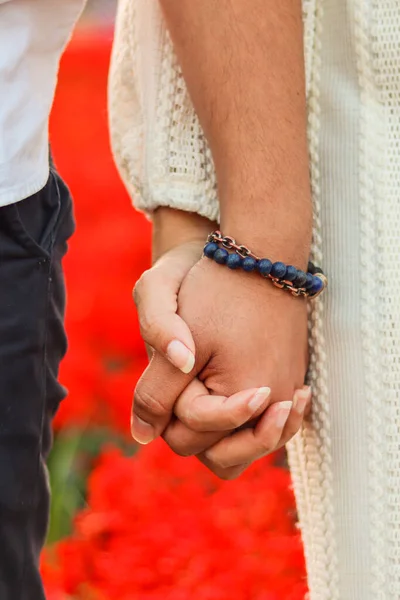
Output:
0,167,74,599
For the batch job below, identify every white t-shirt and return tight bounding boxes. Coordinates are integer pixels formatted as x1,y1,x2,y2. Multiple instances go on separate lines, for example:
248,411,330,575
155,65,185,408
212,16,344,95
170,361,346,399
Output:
0,0,85,206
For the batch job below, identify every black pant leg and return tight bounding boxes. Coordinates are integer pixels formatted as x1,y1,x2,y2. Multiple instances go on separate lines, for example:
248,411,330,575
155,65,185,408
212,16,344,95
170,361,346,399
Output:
0,170,74,599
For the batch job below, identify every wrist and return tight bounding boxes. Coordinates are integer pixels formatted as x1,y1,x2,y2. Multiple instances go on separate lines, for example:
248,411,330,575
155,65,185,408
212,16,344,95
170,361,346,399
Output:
152,207,217,263
218,178,312,269
220,212,312,271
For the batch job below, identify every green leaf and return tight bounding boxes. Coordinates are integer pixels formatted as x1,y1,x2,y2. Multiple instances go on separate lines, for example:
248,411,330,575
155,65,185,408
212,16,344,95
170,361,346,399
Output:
47,426,138,544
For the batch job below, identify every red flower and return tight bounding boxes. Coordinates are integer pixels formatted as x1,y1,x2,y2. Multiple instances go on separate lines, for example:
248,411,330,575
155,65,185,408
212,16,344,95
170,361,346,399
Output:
42,442,308,599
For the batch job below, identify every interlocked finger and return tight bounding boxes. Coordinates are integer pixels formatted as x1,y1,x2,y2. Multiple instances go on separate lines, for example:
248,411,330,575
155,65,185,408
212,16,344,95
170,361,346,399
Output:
174,378,272,432
163,377,272,456
163,418,224,457
203,387,311,469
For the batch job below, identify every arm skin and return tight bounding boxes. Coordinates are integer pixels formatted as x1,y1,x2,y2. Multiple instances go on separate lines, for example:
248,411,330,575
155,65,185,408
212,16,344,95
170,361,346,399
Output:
158,0,312,266
151,208,216,263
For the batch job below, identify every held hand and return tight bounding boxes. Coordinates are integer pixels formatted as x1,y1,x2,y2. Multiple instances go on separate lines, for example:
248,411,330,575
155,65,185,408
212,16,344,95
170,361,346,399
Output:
164,381,311,479
132,247,310,478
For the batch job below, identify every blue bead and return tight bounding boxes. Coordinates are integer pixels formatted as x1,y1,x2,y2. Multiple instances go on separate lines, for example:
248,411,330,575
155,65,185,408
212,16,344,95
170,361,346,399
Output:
242,256,257,272
203,242,219,258
293,270,307,288
271,261,287,279
226,253,243,269
305,273,314,290
285,265,298,282
213,248,229,264
309,275,324,295
257,258,272,276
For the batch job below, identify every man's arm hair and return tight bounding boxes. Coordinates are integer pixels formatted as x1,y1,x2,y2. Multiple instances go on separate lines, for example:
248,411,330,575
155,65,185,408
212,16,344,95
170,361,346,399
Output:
159,0,311,265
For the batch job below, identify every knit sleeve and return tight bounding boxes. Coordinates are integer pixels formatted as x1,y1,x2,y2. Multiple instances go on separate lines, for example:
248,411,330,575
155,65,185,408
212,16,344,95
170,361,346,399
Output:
108,0,220,222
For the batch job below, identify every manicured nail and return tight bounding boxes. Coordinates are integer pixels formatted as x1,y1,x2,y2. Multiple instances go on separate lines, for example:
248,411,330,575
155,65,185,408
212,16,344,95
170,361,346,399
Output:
248,386,271,412
166,340,195,374
275,401,293,428
130,414,155,445
294,388,311,414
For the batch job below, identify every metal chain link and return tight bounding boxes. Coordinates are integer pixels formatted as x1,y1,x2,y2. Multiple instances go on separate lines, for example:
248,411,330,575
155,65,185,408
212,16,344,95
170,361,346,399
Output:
207,230,311,298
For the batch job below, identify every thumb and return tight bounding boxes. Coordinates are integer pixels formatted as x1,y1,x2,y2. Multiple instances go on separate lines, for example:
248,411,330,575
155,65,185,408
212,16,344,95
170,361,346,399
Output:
133,264,195,374
132,351,196,444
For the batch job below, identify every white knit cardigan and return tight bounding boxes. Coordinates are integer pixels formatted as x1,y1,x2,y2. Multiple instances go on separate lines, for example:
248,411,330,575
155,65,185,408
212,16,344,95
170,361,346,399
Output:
109,2,400,599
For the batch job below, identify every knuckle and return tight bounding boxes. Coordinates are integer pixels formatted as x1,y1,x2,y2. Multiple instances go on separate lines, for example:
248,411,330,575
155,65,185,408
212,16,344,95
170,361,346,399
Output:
166,438,195,458
134,386,167,418
138,313,157,341
179,410,201,432
259,437,274,455
165,420,219,457
163,432,196,457
133,270,152,307
132,278,143,308
132,281,140,307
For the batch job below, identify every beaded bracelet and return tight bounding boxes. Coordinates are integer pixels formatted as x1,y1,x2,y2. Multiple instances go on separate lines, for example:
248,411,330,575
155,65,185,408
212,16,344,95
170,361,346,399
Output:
203,230,327,299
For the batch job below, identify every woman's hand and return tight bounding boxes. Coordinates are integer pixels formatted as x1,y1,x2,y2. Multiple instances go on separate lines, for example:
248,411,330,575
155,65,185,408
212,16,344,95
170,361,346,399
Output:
135,206,215,372
134,239,202,372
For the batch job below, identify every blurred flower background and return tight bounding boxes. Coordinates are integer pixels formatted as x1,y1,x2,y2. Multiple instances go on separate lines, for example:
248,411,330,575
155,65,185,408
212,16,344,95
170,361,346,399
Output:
41,2,308,598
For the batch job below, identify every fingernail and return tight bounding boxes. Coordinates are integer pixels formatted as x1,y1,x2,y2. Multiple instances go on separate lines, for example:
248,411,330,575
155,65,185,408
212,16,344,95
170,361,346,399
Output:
130,414,155,445
294,388,311,414
166,340,195,374
275,400,293,428
248,386,271,412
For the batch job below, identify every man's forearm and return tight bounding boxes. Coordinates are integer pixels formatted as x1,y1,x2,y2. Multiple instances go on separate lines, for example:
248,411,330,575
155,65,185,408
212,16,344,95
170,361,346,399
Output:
159,0,311,266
